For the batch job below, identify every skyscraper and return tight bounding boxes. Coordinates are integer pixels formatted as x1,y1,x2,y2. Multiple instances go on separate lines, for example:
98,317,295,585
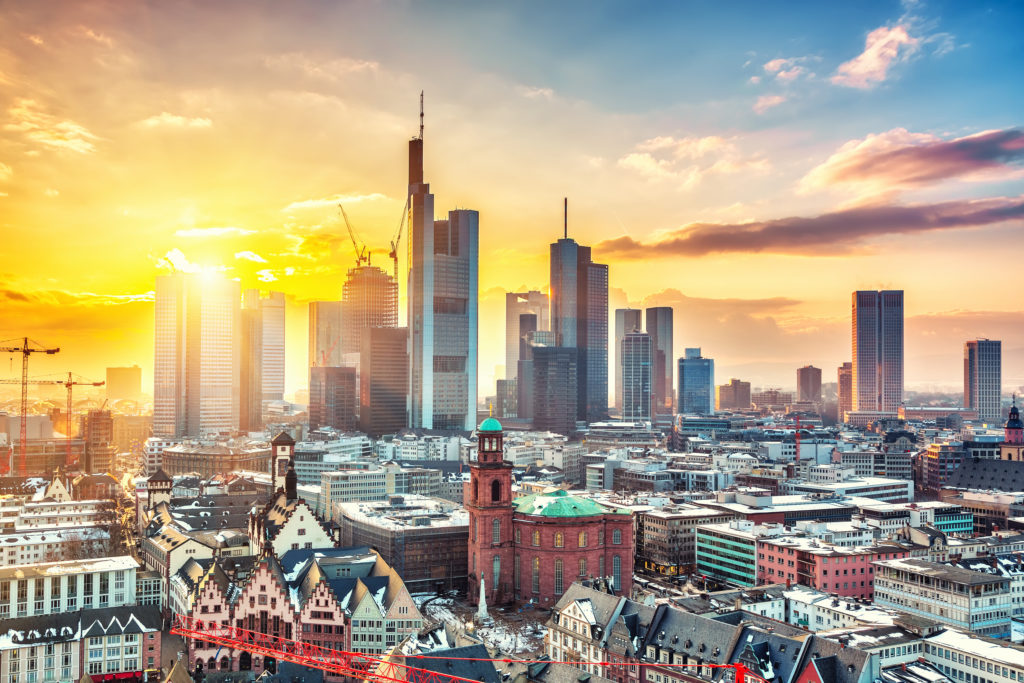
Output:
516,326,555,422
716,379,751,411
360,327,409,438
309,301,343,368
838,362,853,421
646,307,674,415
309,366,357,432
407,100,479,431
550,205,608,423
259,291,285,403
614,308,643,413
341,265,398,359
532,345,579,436
852,290,904,412
241,289,285,427
965,339,1002,421
154,272,240,438
797,365,822,403
678,348,714,415
505,291,548,382
621,331,653,421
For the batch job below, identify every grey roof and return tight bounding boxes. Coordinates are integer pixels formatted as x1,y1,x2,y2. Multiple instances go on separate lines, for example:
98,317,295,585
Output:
876,558,1012,585
79,605,162,637
945,458,1024,491
793,635,874,683
405,644,500,683
643,603,737,665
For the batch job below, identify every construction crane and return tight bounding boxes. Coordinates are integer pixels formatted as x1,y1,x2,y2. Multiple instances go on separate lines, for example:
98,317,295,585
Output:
0,338,60,476
339,204,370,267
59,373,104,466
388,195,410,277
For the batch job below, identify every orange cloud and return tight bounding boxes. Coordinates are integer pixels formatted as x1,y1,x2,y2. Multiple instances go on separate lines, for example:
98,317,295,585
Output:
832,25,918,89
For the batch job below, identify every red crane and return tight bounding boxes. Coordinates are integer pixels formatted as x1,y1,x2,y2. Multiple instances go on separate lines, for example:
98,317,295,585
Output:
0,338,60,476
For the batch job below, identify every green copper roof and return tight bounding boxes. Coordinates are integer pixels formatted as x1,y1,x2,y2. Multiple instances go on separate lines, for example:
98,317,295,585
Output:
479,417,503,432
513,489,628,517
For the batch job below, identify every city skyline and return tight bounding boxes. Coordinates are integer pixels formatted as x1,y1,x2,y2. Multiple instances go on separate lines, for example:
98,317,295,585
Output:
2,1,1023,397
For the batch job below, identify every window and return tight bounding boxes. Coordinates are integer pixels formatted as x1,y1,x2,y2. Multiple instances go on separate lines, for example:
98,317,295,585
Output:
492,519,501,545
491,479,501,502
532,558,540,593
612,529,622,545
514,556,520,591
578,531,587,548
554,560,564,594
532,530,540,547
515,527,521,544
612,556,621,589
493,556,501,587
579,558,587,577
554,533,564,548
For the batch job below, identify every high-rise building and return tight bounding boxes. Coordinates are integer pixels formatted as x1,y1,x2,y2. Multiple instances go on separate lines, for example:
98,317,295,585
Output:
81,409,114,473
360,327,409,438
838,362,853,421
852,290,904,412
309,301,344,368
716,378,751,411
105,366,142,402
532,345,579,436
678,348,714,415
621,331,653,421
614,308,643,413
505,291,548,382
550,211,608,423
154,272,240,438
797,365,822,403
239,300,263,432
965,339,1002,421
646,307,674,415
259,291,285,402
516,328,555,422
342,265,398,358
407,104,479,431
309,366,357,432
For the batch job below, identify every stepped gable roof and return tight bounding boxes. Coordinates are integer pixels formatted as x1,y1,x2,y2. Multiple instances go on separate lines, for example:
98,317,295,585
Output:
79,605,162,638
410,644,501,683
514,489,625,517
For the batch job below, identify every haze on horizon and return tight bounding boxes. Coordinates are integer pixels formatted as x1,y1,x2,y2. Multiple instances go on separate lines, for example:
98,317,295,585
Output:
1,0,1022,400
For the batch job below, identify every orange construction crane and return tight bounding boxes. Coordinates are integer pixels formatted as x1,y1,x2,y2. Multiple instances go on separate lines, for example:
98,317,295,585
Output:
0,338,60,476
59,373,104,466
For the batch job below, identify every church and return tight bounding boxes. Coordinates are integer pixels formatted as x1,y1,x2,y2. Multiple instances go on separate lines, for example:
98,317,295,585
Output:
466,417,634,607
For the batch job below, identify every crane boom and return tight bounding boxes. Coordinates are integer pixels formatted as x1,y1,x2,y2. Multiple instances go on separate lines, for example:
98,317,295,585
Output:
0,338,60,476
389,195,410,277
339,204,369,267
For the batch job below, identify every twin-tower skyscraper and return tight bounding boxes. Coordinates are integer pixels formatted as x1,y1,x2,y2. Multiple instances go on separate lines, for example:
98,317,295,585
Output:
407,96,479,431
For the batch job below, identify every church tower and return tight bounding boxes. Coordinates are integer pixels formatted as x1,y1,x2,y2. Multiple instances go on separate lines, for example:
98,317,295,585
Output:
1001,399,1024,461
271,431,295,493
466,417,514,606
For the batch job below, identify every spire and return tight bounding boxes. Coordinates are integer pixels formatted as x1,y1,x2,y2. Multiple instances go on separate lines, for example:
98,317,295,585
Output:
419,90,424,140
563,197,568,239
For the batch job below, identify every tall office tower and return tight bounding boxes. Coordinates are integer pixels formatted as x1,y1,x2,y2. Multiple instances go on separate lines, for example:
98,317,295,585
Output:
532,345,579,436
716,378,751,411
797,365,822,403
678,348,714,415
341,265,398,357
309,366,357,432
838,362,853,421
516,327,555,422
238,299,263,432
614,308,643,413
407,102,479,431
965,339,1002,421
646,307,674,415
259,291,285,402
550,209,609,423
852,290,904,412
360,327,409,438
105,366,142,402
81,409,115,473
154,272,240,438
505,291,548,382
495,379,517,418
309,301,344,368
621,331,653,421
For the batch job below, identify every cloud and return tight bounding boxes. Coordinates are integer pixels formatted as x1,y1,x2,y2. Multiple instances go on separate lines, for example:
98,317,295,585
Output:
25,34,44,46
234,250,268,263
763,57,815,83
748,76,761,85
44,188,59,197
155,248,226,274
0,288,153,306
618,135,769,186
263,52,379,81
174,226,256,238
801,127,1024,195
76,26,114,48
517,85,554,100
281,193,389,212
595,195,1024,258
832,25,919,89
753,95,786,114
256,269,278,282
0,162,11,182
4,98,98,154
138,112,213,128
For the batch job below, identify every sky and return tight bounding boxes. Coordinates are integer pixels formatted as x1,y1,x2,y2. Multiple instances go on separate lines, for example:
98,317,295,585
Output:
0,0,1022,402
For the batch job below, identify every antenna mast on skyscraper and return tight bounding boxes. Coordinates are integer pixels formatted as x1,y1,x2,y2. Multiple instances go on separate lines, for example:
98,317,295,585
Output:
564,197,568,239
419,90,424,139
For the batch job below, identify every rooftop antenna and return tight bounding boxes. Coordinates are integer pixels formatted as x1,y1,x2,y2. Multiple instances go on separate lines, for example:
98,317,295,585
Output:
564,197,568,239
419,90,424,140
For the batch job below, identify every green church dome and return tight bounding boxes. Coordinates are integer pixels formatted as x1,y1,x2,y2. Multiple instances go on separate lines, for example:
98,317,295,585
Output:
479,417,503,432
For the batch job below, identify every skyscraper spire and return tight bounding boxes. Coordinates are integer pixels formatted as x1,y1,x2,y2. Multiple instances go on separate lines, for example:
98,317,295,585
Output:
419,90,424,140
563,197,567,239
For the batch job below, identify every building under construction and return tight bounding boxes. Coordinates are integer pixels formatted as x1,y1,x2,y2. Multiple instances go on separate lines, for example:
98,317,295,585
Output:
341,265,398,359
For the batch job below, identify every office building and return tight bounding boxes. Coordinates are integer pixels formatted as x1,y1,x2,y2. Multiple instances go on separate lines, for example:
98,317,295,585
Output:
965,339,1002,421
258,290,285,402
532,345,579,436
516,327,555,422
359,327,409,437
621,331,653,421
505,291,548,382
105,366,141,402
550,215,608,423
646,306,674,415
406,107,479,431
678,348,714,415
308,300,343,368
153,272,240,438
852,290,904,412
309,366,357,432
797,365,822,403
716,378,751,411
341,265,398,358
614,308,642,413
81,409,115,474
838,362,853,421
238,297,263,432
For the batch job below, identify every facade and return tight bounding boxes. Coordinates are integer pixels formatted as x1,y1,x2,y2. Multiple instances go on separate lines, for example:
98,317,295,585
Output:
638,506,738,575
81,409,115,474
621,331,653,421
532,345,579,436
758,537,909,599
105,365,142,402
309,366,357,432
646,307,674,416
797,365,822,403
359,327,409,437
154,272,240,438
852,290,904,413
695,520,767,587
838,361,853,421
923,441,966,493
614,308,643,413
506,291,548,383
716,379,751,411
965,339,1002,421
308,300,344,368
678,348,714,415
406,117,479,431
240,289,285,427
341,265,398,359
159,438,270,478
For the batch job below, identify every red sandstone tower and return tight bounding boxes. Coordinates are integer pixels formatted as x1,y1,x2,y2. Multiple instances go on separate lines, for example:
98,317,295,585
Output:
466,417,515,606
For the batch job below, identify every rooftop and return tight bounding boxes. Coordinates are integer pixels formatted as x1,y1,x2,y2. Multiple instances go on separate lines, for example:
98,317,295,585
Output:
875,558,1012,585
0,555,138,580
514,489,627,517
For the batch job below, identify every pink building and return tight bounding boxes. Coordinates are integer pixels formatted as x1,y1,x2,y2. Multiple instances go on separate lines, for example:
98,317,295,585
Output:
758,537,909,600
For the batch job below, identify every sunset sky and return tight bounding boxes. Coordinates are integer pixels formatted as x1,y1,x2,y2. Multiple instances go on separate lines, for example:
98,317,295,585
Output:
1,0,1022,401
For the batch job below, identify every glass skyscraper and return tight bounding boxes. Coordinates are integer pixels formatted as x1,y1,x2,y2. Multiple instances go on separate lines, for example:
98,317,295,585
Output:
621,331,653,421
852,290,904,412
965,339,1001,421
678,347,714,415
